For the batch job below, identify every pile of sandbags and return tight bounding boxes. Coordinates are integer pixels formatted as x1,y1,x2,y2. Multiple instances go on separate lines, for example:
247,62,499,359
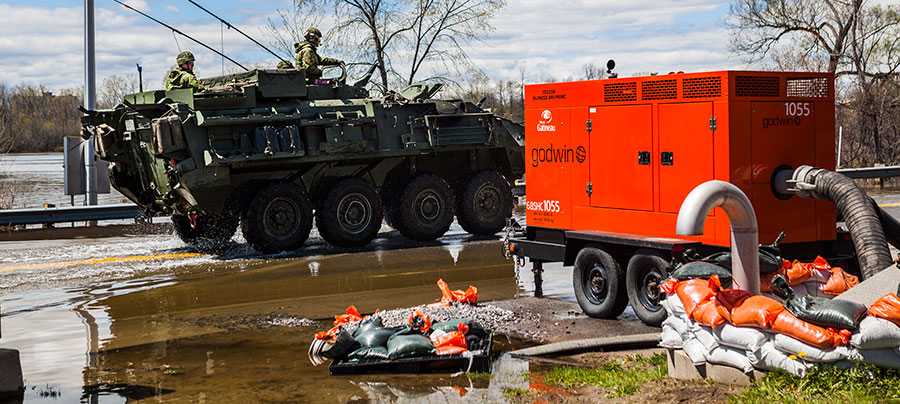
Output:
660,257,900,376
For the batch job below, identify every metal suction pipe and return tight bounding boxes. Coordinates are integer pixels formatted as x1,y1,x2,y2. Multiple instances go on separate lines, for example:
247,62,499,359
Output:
676,180,760,293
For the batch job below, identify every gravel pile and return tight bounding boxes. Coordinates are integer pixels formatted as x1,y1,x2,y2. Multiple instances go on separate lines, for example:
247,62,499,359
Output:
341,302,542,339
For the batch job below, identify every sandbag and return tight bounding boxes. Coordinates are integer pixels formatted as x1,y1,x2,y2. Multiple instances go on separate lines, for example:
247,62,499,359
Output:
867,293,900,327
822,267,859,295
673,278,716,317
386,334,436,360
716,289,784,329
854,348,900,369
351,315,384,338
776,275,866,329
320,327,359,359
346,346,389,360
355,326,403,348
661,292,687,318
692,298,726,328
663,314,690,338
660,324,683,349
707,345,755,373
704,248,782,274
850,317,900,349
747,341,810,377
771,310,851,349
682,337,708,365
713,323,769,352
432,318,487,336
692,324,719,353
671,261,733,287
773,334,856,363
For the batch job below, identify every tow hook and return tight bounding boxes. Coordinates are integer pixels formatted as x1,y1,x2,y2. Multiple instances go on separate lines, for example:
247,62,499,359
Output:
189,212,199,229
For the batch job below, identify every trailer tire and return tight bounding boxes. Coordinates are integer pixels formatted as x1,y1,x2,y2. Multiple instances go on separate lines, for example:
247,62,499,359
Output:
395,174,455,241
626,249,669,326
241,182,313,253
172,212,238,246
315,177,383,247
457,170,513,235
573,246,628,319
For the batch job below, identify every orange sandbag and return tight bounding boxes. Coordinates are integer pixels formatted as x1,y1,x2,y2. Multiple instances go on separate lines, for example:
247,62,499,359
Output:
675,278,716,317
430,279,478,307
771,310,851,349
315,305,368,342
433,323,469,349
782,260,813,285
812,256,831,271
868,293,900,327
717,289,784,328
692,299,726,327
408,310,432,333
660,278,678,295
436,346,468,355
822,267,859,295
760,272,777,293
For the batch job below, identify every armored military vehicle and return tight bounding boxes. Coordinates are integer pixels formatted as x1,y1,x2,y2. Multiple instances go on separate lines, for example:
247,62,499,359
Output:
81,68,525,253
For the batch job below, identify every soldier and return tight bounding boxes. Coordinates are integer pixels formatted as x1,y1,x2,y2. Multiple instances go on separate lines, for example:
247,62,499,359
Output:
295,27,343,82
165,51,202,91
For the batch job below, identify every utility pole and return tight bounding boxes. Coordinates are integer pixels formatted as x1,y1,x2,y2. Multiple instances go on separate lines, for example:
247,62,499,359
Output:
84,0,97,207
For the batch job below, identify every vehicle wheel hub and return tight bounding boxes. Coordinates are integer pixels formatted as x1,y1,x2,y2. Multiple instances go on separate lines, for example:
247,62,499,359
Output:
337,193,371,234
264,197,301,239
416,191,442,222
587,264,607,303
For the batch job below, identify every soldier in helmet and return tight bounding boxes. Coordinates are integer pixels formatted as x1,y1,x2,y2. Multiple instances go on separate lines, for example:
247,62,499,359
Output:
295,27,343,82
165,51,202,91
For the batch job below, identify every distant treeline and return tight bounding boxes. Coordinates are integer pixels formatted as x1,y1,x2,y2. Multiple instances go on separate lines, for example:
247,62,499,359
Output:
0,84,83,153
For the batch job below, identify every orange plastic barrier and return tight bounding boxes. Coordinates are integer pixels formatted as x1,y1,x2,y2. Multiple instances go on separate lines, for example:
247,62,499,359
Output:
771,310,851,349
868,293,900,327
822,267,859,295
429,279,478,307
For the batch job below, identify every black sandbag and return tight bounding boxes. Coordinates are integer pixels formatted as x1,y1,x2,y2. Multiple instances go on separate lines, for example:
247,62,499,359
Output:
320,327,359,359
671,262,733,288
703,249,781,274
431,318,488,336
355,326,403,348
346,346,389,361
386,334,436,360
773,275,866,329
351,315,384,338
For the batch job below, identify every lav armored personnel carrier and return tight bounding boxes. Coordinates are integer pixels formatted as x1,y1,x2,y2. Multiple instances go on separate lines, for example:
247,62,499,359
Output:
81,68,525,252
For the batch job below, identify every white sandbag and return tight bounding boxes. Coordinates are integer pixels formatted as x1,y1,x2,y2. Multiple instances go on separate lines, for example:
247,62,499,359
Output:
805,281,832,299
747,341,810,377
855,348,900,369
713,323,769,352
663,314,690,339
682,337,708,365
773,334,855,363
707,345,755,373
662,293,686,318
691,324,719,353
660,324,683,349
851,317,900,349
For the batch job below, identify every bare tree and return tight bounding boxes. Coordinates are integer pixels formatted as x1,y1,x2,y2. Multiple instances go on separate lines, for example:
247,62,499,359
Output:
262,0,326,63
99,75,140,109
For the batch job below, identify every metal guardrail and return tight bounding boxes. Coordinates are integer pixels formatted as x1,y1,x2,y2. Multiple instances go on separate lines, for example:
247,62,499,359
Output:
837,166,900,179
0,204,146,226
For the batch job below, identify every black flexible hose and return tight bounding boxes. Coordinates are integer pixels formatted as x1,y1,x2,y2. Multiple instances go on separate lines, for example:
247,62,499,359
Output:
796,168,893,279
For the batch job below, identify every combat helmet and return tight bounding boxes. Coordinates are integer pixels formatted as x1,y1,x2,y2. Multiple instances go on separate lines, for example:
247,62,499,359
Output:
177,51,195,65
305,27,322,41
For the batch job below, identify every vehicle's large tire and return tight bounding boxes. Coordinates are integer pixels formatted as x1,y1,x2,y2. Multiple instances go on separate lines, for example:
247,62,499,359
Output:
315,177,384,247
573,246,628,319
457,170,513,236
172,212,238,246
395,174,455,241
626,249,670,326
241,182,313,253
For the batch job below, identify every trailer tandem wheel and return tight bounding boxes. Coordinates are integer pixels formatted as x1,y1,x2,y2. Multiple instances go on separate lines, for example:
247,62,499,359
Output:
625,249,669,326
573,246,628,318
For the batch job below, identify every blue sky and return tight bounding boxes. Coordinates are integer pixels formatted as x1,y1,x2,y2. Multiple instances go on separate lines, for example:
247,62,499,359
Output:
0,0,743,91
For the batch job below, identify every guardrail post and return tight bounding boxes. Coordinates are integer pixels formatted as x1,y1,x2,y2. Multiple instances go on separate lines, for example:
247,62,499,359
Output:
875,163,885,190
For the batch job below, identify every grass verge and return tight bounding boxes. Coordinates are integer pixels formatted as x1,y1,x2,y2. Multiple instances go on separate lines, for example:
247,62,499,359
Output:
544,352,667,398
731,364,900,404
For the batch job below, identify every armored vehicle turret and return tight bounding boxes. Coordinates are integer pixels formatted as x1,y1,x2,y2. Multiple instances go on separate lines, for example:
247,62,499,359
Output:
81,68,525,252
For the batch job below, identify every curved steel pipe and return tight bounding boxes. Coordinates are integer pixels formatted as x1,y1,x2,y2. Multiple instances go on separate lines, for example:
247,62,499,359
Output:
676,180,760,293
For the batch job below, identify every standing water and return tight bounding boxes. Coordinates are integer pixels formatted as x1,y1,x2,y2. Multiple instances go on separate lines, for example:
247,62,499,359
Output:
0,153,123,209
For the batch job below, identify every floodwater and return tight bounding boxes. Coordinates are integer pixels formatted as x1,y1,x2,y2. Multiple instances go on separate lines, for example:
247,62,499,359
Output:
0,153,123,209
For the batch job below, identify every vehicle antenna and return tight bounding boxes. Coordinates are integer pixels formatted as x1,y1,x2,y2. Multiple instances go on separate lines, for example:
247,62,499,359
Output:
184,0,293,67
111,0,249,71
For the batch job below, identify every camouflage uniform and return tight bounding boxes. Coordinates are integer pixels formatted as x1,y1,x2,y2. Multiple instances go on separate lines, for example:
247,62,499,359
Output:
165,51,201,91
295,28,342,82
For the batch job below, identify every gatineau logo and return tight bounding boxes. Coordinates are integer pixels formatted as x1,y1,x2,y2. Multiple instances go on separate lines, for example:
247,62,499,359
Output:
537,110,556,132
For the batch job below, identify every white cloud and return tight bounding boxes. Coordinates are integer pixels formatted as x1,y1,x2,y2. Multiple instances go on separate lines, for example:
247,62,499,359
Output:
164,4,181,13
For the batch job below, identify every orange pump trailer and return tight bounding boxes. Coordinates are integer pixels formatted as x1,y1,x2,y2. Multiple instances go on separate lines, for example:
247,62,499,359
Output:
508,70,856,326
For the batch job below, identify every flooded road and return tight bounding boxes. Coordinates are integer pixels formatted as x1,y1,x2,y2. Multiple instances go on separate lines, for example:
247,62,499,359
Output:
0,223,584,403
